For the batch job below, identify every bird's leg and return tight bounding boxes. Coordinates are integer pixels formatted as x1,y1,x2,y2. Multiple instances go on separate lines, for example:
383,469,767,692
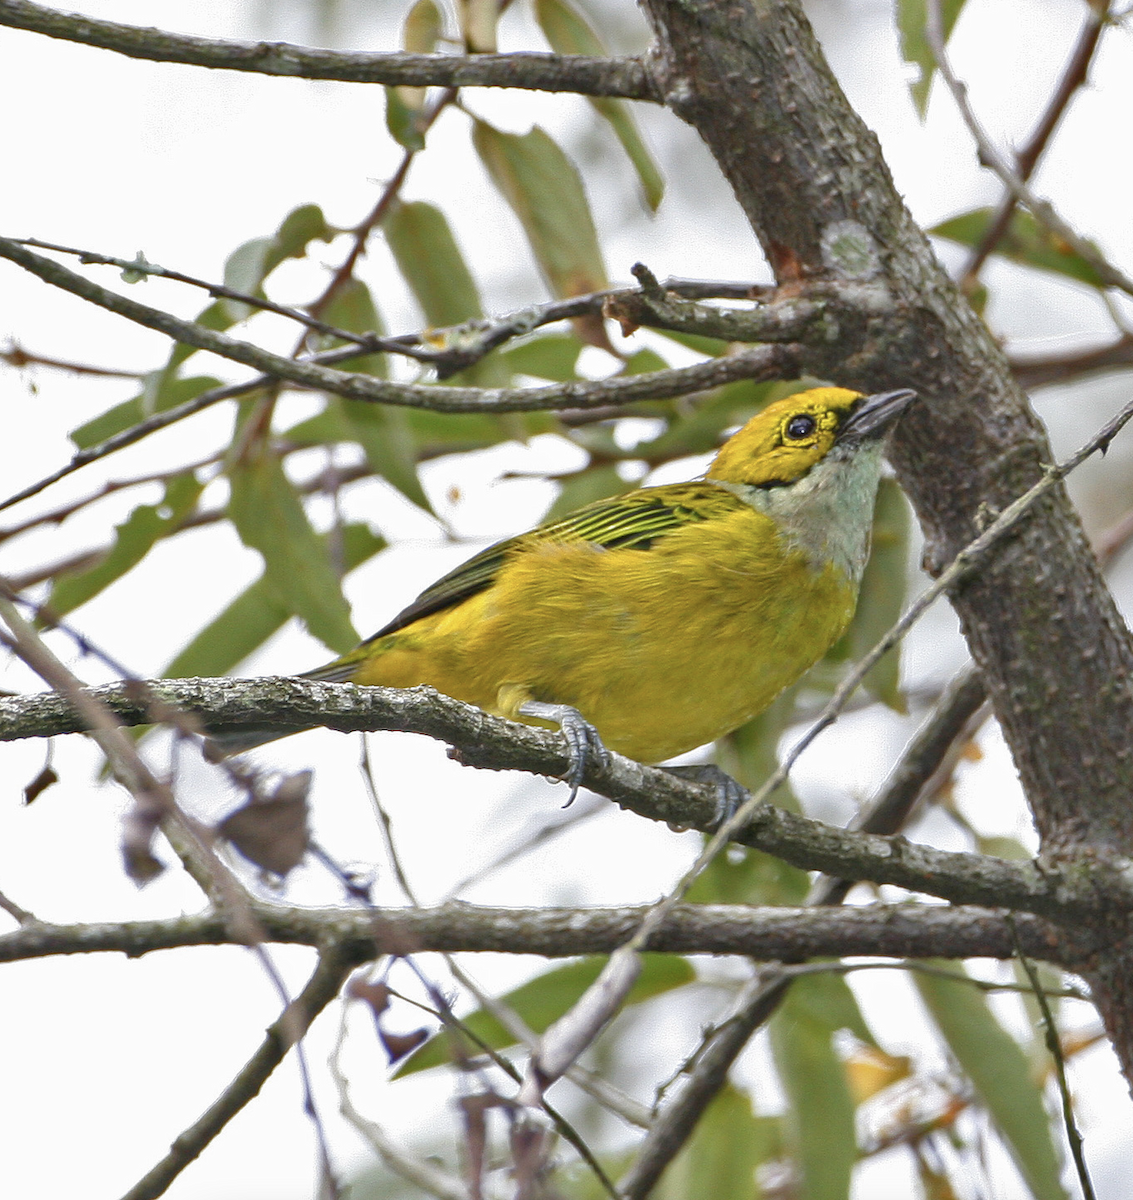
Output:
660,764,748,832
515,699,610,806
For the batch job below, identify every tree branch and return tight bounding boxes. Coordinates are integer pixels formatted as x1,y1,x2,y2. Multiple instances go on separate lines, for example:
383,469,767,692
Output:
0,236,800,416
0,902,1087,967
0,0,658,99
0,675,1125,920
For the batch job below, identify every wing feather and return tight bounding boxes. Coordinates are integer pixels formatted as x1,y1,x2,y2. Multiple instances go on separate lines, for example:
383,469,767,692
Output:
361,481,728,641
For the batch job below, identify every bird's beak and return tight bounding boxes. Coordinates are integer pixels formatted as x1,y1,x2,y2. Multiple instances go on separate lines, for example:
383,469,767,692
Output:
837,389,917,442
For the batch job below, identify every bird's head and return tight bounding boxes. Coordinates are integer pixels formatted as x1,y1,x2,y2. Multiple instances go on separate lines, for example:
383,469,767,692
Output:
707,386,916,488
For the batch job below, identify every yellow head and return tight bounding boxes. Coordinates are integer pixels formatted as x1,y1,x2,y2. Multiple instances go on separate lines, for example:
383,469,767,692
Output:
707,386,914,487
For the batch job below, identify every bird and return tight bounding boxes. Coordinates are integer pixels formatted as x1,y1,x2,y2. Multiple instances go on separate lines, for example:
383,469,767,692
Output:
211,385,915,803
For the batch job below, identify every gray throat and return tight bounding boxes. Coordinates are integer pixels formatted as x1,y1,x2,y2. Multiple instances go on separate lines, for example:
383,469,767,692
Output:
714,441,886,582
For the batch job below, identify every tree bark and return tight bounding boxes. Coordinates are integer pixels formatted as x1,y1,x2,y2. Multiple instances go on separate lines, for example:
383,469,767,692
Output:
639,0,1133,1080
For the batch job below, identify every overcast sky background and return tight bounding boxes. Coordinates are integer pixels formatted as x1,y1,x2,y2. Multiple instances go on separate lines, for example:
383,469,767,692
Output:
2,0,1133,1196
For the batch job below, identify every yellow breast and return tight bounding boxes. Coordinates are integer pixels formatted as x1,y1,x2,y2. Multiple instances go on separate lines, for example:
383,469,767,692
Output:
348,502,858,763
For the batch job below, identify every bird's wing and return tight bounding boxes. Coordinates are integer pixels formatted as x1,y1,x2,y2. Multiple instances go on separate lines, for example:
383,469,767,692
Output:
364,481,729,640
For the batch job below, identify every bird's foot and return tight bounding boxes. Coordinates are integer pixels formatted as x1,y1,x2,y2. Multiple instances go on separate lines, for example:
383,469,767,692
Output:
660,764,749,833
518,700,609,806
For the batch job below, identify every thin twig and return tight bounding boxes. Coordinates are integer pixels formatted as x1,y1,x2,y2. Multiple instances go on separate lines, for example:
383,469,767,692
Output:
1,340,144,378
1009,919,1097,1200
960,0,1111,283
925,0,1133,297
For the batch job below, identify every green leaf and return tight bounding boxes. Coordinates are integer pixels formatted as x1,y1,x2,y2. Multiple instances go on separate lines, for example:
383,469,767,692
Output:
620,347,671,376
403,0,443,54
897,0,967,118
70,374,222,448
915,966,1067,1200
164,523,385,678
657,1084,777,1200
501,333,583,382
385,88,426,150
48,474,205,616
473,121,608,299
533,0,664,211
932,208,1108,289
318,276,389,377
221,203,335,321
652,327,730,358
786,970,876,1047
385,200,485,327
771,984,857,1200
341,401,432,514
824,477,910,710
396,954,695,1077
227,448,358,653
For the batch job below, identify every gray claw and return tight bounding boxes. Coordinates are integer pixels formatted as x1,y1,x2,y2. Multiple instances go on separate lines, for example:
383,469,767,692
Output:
518,701,608,806
661,764,748,831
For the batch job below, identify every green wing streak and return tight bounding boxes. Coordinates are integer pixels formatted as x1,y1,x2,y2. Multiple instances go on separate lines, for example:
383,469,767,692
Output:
364,480,731,641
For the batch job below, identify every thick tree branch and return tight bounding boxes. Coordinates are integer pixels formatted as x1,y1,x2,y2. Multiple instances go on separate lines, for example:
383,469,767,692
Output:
0,0,658,99
0,676,1128,921
0,903,1087,967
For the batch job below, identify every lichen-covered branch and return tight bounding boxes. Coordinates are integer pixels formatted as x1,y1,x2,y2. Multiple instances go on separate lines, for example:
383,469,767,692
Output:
0,902,1088,967
0,676,1127,920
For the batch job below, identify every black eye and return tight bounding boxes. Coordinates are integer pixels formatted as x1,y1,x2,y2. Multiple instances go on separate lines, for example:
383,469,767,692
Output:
785,414,816,440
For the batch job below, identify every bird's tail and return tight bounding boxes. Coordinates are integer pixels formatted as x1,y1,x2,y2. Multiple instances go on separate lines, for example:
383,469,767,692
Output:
203,657,360,759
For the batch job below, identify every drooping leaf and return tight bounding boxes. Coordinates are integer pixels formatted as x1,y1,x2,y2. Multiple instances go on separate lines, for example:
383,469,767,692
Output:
915,966,1067,1200
385,88,427,151
396,954,695,1076
897,0,968,118
472,121,608,301
49,473,204,616
384,200,509,387
657,1084,777,1200
385,200,485,327
533,0,664,211
70,374,222,448
771,983,857,1200
221,203,335,321
824,477,910,710
164,523,384,678
227,447,358,653
932,208,1108,289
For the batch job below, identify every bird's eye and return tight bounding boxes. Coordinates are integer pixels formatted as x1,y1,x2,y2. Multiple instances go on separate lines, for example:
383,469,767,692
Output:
784,414,816,440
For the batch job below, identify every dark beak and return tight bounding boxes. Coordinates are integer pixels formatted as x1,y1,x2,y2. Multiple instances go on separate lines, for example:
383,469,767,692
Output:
837,389,917,442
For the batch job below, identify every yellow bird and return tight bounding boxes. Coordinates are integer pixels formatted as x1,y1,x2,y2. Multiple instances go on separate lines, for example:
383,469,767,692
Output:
216,386,914,798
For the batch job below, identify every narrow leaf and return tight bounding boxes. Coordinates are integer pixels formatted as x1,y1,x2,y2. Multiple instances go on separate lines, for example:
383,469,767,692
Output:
396,954,695,1076
771,985,857,1200
227,448,358,653
533,0,664,210
915,966,1067,1200
501,334,583,382
385,200,485,327
49,474,204,615
657,1084,777,1200
932,208,1108,289
897,0,968,118
70,374,222,448
473,121,608,301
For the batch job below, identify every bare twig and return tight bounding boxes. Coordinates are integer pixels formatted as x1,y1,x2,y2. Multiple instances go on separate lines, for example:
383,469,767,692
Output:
925,0,1133,297
1010,333,1133,391
1010,919,1097,1200
0,902,1078,968
0,235,800,416
960,0,1111,284
0,0,658,99
2,340,144,378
